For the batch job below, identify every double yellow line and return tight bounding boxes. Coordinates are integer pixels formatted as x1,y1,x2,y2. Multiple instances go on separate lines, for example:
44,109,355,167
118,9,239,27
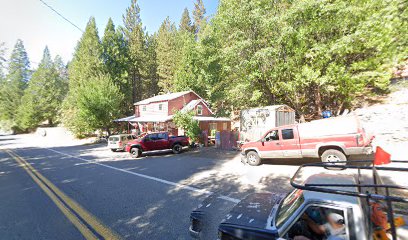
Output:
5,149,121,240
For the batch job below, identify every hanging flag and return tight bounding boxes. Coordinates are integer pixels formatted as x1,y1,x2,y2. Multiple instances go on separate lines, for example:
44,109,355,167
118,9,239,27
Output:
373,146,391,165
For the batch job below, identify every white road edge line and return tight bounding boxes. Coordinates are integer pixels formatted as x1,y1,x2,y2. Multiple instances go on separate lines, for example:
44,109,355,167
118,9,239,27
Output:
45,148,240,204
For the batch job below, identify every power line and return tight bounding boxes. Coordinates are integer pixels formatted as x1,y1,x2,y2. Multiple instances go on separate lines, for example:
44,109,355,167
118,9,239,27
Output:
38,0,84,33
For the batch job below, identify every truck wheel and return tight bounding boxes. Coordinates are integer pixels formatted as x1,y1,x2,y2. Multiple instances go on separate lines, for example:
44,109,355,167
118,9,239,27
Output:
172,144,182,154
321,149,346,164
247,151,261,166
130,147,141,158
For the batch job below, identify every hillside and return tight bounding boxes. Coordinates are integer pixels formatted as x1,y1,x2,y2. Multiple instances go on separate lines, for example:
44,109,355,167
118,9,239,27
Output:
354,83,408,160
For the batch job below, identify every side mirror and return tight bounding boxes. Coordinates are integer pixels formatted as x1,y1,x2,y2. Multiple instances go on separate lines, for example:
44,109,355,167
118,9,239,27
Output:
261,138,265,143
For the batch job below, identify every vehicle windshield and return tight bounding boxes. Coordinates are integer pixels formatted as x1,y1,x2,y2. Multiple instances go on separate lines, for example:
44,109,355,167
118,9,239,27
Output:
275,189,304,228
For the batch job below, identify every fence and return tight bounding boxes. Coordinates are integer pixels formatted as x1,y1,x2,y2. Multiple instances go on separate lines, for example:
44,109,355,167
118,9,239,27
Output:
215,131,239,150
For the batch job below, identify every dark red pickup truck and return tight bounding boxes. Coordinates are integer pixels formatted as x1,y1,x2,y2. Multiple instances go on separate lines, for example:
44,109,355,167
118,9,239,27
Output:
125,132,189,157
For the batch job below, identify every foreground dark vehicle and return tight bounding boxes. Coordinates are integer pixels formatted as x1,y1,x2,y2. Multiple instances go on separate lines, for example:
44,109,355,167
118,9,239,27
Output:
125,132,189,157
190,161,408,240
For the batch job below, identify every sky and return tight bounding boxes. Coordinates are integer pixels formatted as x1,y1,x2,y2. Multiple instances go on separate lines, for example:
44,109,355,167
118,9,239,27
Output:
0,0,219,69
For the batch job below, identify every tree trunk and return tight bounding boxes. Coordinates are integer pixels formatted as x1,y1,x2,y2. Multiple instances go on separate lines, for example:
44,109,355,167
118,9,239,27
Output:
137,72,142,101
299,114,306,123
315,85,322,116
132,71,137,104
106,127,111,136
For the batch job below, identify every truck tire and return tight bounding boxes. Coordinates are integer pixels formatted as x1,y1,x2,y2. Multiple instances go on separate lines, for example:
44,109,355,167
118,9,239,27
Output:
172,144,182,154
111,149,117,152
130,147,141,158
321,149,346,164
247,151,261,166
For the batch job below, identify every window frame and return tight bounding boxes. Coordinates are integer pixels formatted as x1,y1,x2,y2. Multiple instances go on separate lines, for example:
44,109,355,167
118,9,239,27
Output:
144,133,158,142
142,105,146,111
264,130,279,142
197,105,203,115
209,122,217,131
278,201,350,240
158,104,163,111
157,132,168,140
282,128,294,140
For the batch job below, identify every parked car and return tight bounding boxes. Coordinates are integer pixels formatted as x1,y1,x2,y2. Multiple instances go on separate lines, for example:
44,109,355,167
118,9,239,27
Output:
190,161,408,240
240,115,374,166
125,132,189,158
108,134,136,152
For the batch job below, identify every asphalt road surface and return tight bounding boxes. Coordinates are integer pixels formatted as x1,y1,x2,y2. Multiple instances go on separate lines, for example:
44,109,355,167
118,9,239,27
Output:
0,134,299,240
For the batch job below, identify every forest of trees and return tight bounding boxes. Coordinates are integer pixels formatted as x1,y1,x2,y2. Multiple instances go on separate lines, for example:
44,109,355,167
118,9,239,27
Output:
0,0,407,135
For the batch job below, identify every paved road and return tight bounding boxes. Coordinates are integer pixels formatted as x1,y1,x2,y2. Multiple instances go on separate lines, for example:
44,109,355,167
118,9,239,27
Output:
0,134,298,239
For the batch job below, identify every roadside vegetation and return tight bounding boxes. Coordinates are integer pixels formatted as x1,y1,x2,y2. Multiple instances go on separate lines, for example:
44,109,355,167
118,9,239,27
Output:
173,110,201,142
0,0,407,135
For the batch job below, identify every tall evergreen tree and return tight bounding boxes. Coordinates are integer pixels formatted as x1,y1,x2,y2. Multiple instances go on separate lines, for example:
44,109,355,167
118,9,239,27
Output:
179,8,194,33
17,47,67,129
0,39,30,128
193,0,206,35
156,17,178,92
102,18,131,113
68,17,103,89
62,17,106,134
123,0,145,103
142,33,159,98
54,55,68,86
0,42,6,78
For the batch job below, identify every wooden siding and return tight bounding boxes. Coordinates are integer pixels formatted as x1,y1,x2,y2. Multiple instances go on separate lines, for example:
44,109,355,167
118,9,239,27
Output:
167,92,199,115
134,91,214,119
194,102,212,116
137,101,169,117
199,121,231,133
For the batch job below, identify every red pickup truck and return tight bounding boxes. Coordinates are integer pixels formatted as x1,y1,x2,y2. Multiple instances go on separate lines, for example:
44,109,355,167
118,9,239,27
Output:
241,116,374,166
125,132,189,158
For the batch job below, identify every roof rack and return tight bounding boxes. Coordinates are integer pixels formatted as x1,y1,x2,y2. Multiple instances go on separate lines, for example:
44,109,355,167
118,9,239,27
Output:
290,160,408,240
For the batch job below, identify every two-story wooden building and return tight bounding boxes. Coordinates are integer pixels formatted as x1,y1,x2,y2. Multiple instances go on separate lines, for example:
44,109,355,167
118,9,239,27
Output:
114,90,231,136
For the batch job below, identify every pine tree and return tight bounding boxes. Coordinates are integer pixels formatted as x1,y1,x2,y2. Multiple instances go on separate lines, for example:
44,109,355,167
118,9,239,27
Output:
193,0,206,35
69,17,103,88
17,47,66,129
180,8,194,33
0,42,6,78
102,18,131,113
123,0,145,103
54,55,68,86
62,17,106,135
156,17,178,92
0,39,30,128
142,33,159,98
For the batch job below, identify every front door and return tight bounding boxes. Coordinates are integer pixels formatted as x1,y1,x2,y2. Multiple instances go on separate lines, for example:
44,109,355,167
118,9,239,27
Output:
155,132,169,150
143,133,158,151
259,129,283,158
279,128,301,158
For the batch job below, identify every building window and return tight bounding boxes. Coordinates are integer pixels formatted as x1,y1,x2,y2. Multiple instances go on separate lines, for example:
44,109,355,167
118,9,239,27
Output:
209,123,217,131
197,105,203,115
142,105,146,111
159,104,163,111
223,122,228,130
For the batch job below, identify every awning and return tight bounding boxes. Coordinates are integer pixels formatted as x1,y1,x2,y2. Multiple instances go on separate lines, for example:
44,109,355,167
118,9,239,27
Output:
113,116,137,122
114,115,229,123
113,115,173,123
193,116,231,122
132,115,173,123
